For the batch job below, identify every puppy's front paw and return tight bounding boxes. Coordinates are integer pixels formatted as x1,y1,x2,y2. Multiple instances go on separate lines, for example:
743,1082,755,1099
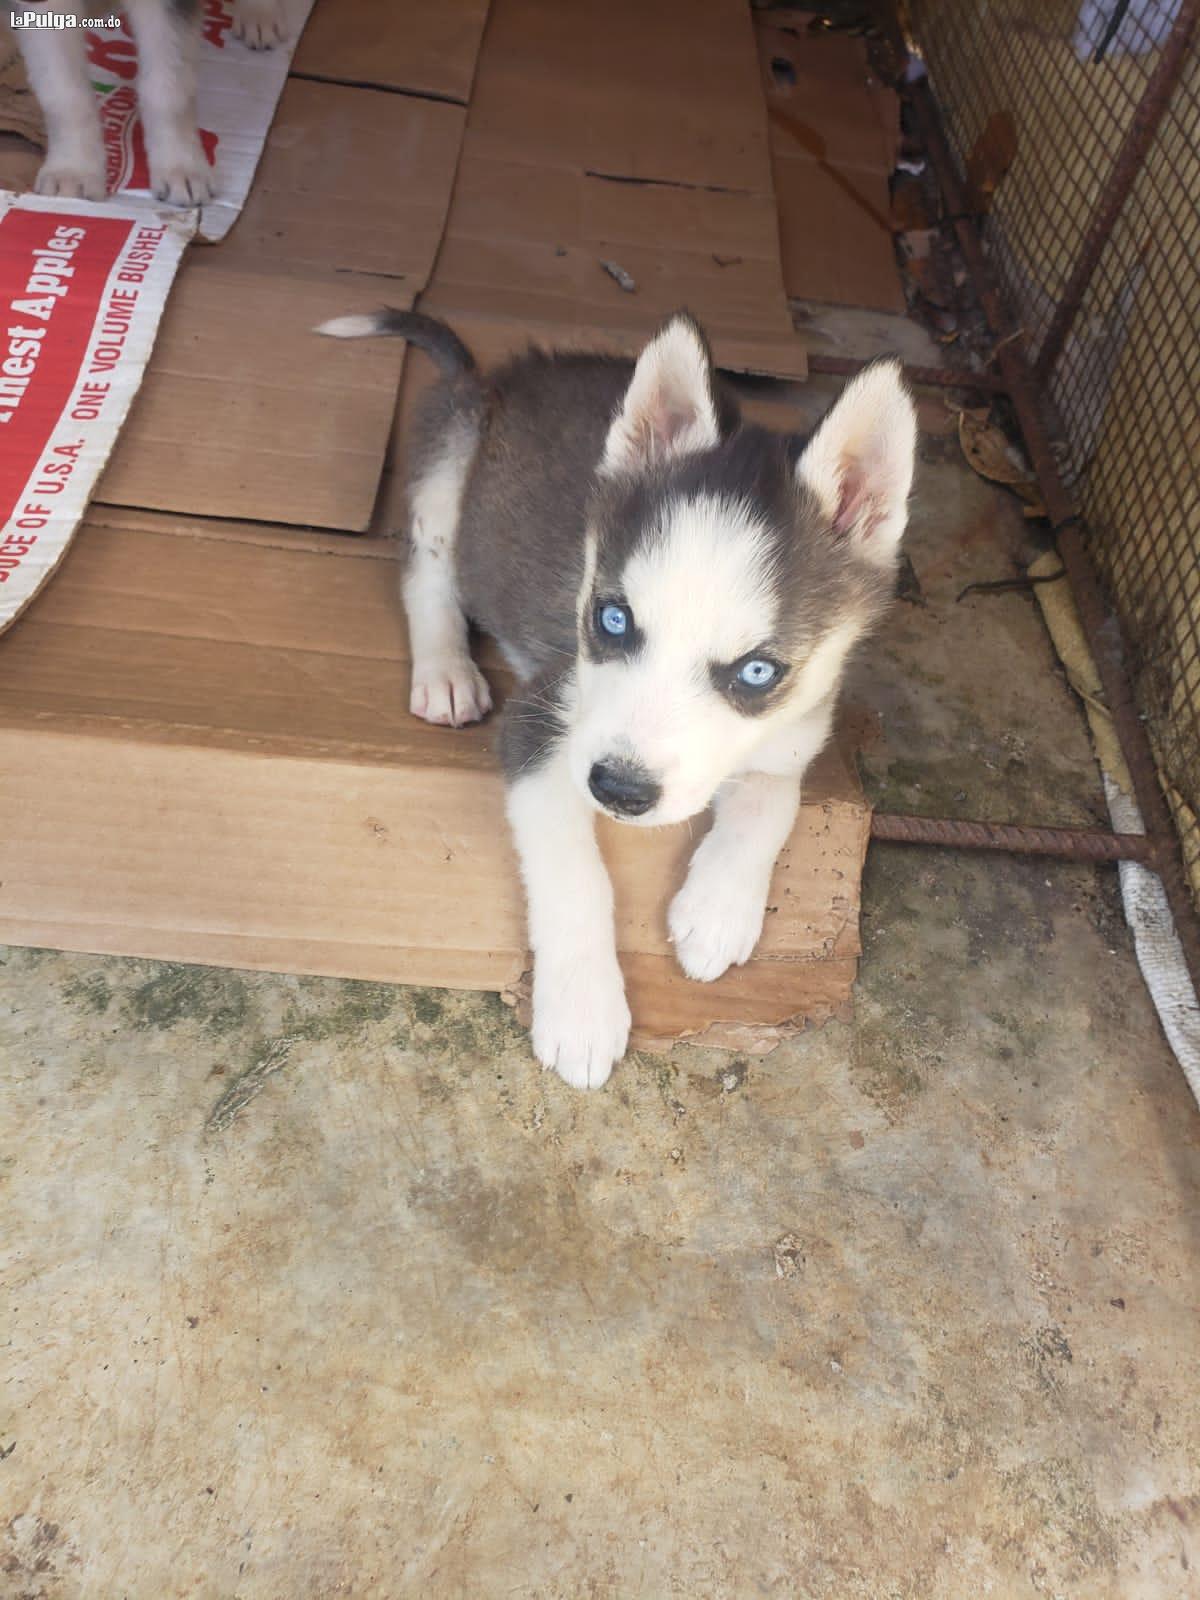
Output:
35,156,107,202
531,959,630,1090
669,864,770,983
233,0,289,48
410,658,492,727
149,133,215,206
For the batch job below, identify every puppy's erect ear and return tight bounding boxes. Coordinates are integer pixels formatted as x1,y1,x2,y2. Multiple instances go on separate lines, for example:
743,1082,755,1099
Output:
796,361,917,566
600,313,721,475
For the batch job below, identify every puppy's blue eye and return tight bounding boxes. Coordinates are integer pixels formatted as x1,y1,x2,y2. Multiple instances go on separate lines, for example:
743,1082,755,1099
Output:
598,602,629,637
738,658,778,688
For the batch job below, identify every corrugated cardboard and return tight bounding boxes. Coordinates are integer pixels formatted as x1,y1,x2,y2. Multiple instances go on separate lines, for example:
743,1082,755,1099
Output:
756,9,905,312
0,511,868,1044
417,0,810,379
291,0,491,102
94,77,467,529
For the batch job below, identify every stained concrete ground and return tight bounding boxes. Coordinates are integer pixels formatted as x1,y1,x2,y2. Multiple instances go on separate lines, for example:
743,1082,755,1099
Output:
4,308,1200,1600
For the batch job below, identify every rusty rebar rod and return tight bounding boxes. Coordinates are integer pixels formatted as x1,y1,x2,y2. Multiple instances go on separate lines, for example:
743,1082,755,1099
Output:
1033,0,1198,383
870,811,1156,864
902,71,1200,990
807,353,1007,393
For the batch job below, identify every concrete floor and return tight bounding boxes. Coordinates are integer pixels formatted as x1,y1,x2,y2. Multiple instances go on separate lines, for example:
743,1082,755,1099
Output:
4,316,1200,1598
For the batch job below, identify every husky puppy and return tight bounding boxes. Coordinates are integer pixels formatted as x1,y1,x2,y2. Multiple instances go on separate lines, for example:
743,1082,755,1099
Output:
13,0,286,205
320,309,917,1089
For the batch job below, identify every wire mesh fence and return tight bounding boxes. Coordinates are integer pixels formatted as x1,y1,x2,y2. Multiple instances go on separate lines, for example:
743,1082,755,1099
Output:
908,0,1200,904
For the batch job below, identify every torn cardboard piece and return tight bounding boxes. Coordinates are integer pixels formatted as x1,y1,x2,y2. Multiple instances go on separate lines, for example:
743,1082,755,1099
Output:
418,0,809,379
755,9,904,312
93,255,410,530
0,511,869,1048
0,32,44,148
0,192,191,633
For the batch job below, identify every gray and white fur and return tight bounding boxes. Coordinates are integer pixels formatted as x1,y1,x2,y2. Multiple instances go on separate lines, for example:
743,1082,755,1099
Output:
14,0,288,206
319,308,918,1089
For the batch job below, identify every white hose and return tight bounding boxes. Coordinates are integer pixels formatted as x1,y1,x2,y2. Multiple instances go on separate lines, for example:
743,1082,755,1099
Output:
1029,553,1200,1108
1105,776,1200,1106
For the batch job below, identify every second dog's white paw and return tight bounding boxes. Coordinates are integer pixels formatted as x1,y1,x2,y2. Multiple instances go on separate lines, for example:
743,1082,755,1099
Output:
410,657,492,727
35,156,107,202
149,133,215,206
531,959,630,1090
669,864,770,983
233,0,289,48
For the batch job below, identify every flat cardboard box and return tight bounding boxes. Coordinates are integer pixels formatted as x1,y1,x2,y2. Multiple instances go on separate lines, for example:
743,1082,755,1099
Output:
418,0,810,380
0,511,868,1048
756,10,905,312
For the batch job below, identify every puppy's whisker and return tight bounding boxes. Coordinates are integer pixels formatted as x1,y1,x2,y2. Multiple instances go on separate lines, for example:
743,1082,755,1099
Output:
512,737,559,776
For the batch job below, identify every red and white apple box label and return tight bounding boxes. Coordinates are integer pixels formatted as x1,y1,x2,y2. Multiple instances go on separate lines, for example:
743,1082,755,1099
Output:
0,192,192,632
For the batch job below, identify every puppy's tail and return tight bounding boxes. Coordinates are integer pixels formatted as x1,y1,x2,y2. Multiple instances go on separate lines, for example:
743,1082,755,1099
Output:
314,308,476,378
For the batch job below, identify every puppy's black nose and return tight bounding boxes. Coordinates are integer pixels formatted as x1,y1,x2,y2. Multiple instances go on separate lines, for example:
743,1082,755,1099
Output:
588,759,661,818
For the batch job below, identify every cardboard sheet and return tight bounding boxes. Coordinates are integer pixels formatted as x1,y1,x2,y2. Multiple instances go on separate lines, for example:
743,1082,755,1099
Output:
94,79,468,529
0,192,190,632
291,0,491,103
0,511,867,1041
756,9,905,312
417,0,809,379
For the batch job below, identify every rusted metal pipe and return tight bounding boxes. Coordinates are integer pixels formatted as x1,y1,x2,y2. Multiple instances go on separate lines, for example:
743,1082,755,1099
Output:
904,73,1200,992
1034,0,1198,383
807,352,1007,393
871,811,1156,864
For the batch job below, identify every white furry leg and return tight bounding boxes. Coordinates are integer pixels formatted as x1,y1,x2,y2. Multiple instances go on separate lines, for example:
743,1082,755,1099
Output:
403,426,490,728
17,22,106,200
125,0,211,205
669,771,801,982
508,751,631,1089
232,0,289,50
